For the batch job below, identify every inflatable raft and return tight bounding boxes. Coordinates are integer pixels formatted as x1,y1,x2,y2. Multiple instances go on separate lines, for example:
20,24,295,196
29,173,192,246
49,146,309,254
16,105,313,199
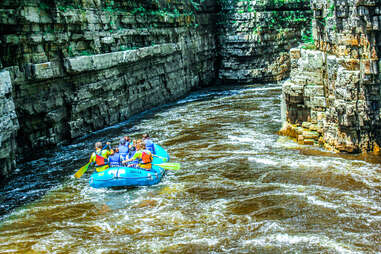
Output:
89,144,169,188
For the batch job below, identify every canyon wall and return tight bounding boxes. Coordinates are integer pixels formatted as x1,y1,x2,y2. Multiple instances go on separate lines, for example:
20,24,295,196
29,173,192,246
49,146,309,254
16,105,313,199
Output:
0,0,217,177
0,70,19,177
282,0,381,153
217,0,312,84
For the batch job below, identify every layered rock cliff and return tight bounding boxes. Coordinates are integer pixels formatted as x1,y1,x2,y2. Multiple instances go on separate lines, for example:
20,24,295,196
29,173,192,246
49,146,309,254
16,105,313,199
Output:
7,0,367,178
0,0,217,177
217,0,312,84
281,0,381,153
0,70,19,178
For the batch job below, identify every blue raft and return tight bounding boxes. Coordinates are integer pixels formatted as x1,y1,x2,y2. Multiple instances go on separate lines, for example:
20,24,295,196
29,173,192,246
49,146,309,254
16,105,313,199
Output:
89,144,169,188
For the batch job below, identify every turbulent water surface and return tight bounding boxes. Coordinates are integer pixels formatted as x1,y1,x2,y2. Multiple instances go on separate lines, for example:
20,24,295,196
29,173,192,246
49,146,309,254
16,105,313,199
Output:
0,84,380,253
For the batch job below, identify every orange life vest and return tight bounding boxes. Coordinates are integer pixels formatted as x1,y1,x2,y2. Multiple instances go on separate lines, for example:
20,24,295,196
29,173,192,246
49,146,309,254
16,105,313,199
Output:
95,151,107,167
141,150,153,164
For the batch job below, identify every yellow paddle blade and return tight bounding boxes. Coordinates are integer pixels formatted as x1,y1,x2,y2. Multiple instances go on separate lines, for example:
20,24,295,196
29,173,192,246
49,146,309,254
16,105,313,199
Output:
153,163,181,170
153,154,168,162
74,162,91,178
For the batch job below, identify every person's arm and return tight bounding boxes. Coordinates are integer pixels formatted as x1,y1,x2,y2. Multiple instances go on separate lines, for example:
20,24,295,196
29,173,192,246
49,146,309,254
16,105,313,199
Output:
102,142,111,150
106,149,113,158
123,151,140,164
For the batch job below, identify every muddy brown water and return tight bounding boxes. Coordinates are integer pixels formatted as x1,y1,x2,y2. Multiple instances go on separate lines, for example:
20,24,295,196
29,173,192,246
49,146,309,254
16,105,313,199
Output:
0,85,380,253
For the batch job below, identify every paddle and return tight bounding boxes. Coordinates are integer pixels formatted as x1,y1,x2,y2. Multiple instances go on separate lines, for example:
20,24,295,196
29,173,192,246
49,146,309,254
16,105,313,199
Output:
74,144,111,179
153,154,168,162
74,162,91,178
153,162,181,171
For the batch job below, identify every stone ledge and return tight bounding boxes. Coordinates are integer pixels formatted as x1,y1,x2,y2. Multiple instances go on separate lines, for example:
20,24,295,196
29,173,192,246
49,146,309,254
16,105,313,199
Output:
64,43,179,74
31,62,64,80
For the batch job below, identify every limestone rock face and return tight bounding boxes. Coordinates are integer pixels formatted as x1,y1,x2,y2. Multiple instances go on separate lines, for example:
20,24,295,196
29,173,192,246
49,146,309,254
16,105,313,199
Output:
0,71,19,177
282,0,381,153
217,0,312,84
0,0,217,177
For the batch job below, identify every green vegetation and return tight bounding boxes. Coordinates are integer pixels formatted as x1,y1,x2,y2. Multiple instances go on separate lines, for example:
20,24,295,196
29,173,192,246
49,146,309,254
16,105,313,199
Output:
327,0,335,17
39,2,50,10
120,45,138,51
43,0,315,57
301,43,316,50
67,46,74,57
217,0,312,44
301,20,314,43
217,0,310,9
79,50,91,56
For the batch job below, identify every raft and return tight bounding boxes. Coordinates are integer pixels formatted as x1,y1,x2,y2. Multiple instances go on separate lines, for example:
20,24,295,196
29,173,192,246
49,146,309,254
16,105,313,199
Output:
89,144,169,188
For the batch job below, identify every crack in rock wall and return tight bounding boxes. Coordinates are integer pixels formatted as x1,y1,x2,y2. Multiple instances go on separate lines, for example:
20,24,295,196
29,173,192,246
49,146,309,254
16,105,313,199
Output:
281,0,381,153
217,0,312,84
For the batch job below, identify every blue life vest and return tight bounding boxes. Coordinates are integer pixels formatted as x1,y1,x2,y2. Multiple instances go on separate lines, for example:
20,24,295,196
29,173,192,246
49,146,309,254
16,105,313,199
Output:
145,139,155,154
128,145,136,159
108,153,121,167
118,144,129,161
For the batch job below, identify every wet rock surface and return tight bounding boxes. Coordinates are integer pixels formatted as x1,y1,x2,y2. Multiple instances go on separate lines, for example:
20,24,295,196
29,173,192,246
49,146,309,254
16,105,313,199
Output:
2,0,380,177
217,0,312,84
0,0,217,176
0,71,19,178
282,0,381,153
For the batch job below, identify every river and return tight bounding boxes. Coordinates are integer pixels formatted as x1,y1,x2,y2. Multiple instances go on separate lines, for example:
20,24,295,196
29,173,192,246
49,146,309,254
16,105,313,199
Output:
0,84,380,253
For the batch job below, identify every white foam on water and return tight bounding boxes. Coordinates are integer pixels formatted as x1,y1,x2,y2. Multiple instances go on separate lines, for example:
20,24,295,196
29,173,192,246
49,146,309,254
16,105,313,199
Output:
191,237,220,246
337,194,381,213
256,221,285,234
306,196,340,210
226,150,269,155
248,157,278,166
249,86,281,92
228,135,257,143
31,230,77,253
95,221,114,233
156,210,187,225
243,233,356,253
2,84,380,253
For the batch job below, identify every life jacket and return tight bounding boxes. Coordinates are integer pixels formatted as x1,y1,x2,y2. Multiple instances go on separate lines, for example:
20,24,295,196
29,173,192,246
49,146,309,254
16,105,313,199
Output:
118,144,129,161
128,145,136,159
95,150,108,167
141,150,153,164
108,153,121,167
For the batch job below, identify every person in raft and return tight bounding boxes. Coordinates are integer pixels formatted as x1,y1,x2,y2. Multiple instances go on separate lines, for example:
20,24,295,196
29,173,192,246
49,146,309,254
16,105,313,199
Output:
142,133,155,154
122,142,153,170
127,139,143,165
124,136,131,146
89,141,112,172
128,139,137,159
118,138,129,162
131,139,142,158
108,147,121,167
